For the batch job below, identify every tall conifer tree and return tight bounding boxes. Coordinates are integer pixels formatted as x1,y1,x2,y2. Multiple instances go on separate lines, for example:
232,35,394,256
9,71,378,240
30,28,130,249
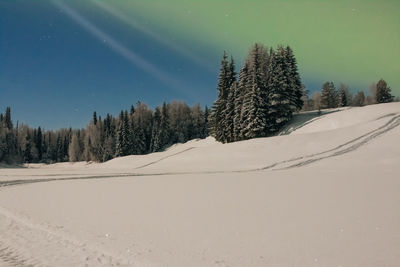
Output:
267,47,292,132
225,81,236,142
242,44,269,138
234,62,249,141
285,46,303,111
376,79,393,103
321,82,338,108
338,83,349,107
150,107,162,152
211,51,230,143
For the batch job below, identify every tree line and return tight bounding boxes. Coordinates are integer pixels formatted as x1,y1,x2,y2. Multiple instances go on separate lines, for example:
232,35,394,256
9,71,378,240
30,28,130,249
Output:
302,79,395,111
0,101,209,164
1,43,397,164
210,44,304,143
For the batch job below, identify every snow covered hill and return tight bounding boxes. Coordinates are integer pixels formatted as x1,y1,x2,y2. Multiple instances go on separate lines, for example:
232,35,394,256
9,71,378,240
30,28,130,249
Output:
0,103,399,266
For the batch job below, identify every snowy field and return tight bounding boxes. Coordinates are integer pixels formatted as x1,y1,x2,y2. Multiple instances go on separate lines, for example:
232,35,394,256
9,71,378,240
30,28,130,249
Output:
0,103,399,266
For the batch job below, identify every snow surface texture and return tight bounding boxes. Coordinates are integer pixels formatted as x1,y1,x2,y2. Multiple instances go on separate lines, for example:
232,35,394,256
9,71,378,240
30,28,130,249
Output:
0,103,399,266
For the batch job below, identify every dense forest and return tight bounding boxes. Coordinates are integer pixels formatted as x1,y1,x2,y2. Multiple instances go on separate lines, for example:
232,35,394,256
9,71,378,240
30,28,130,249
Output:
0,101,209,164
0,43,396,164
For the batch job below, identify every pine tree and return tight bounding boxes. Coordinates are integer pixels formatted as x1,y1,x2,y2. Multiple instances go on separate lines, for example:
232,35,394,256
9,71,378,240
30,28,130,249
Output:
36,127,43,161
63,135,69,161
150,107,162,152
190,104,206,139
130,105,135,116
204,106,210,137
242,44,270,138
123,110,133,155
376,79,393,103
223,56,237,142
285,46,303,111
0,108,17,163
115,112,127,157
234,62,249,141
0,114,6,162
320,82,338,109
159,102,170,148
23,134,32,163
133,123,146,154
211,51,231,143
56,135,64,161
132,102,153,153
227,56,237,89
103,114,116,162
267,46,292,132
225,81,236,142
5,107,13,130
338,83,349,107
93,111,98,125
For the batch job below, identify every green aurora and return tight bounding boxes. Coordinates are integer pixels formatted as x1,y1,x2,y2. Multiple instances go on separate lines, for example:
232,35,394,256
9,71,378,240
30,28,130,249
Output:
95,0,399,95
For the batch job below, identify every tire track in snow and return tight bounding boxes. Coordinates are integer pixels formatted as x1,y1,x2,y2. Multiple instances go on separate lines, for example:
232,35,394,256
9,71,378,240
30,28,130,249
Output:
0,174,138,188
0,147,196,180
272,114,400,170
0,147,197,188
134,147,195,169
253,113,400,171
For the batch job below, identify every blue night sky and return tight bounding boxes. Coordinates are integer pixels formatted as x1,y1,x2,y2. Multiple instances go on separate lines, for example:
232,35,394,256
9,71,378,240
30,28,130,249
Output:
0,1,219,129
1,0,399,129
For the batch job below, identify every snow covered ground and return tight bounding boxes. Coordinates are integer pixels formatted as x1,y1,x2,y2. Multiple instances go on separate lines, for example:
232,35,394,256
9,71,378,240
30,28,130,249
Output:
0,103,399,266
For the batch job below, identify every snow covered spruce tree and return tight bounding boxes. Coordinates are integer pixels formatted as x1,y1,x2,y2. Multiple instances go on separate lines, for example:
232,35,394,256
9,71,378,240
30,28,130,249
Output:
267,46,297,132
204,106,210,137
211,43,304,143
150,107,162,152
159,102,170,148
150,103,170,152
233,62,249,141
190,104,207,139
102,113,116,162
210,52,237,143
225,81,236,142
320,82,338,109
284,46,304,111
241,44,270,138
223,56,237,143
338,83,350,107
376,79,393,103
115,111,130,157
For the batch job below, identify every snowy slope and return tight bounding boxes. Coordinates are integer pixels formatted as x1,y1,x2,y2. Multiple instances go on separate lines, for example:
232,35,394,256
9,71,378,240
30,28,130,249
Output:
0,103,399,266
